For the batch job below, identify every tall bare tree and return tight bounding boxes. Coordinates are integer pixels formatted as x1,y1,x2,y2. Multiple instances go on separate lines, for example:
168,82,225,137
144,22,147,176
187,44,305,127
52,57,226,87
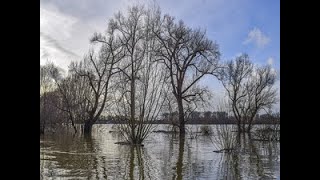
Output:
219,54,277,133
107,5,168,144
71,27,124,134
153,14,220,135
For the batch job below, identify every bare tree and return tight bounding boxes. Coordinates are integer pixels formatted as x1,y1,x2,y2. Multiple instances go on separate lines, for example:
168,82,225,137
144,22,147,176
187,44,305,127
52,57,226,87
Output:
153,14,220,135
51,72,91,134
108,5,168,144
40,63,57,96
218,54,277,133
40,62,67,134
70,26,124,134
40,64,53,133
162,91,180,130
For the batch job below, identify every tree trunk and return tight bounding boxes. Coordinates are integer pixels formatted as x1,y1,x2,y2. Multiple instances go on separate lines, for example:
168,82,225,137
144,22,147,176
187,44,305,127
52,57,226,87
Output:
247,116,255,133
176,133,185,180
247,131,252,140
237,118,241,133
242,119,246,133
69,115,78,134
177,97,185,135
247,123,252,133
130,74,136,143
83,121,93,135
73,125,78,134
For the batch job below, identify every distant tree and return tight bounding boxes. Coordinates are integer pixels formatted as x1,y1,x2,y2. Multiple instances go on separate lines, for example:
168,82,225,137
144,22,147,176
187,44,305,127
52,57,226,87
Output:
162,113,170,121
40,63,66,134
40,63,57,96
190,111,201,120
40,64,53,133
40,90,64,134
216,111,228,121
203,111,212,120
218,54,277,132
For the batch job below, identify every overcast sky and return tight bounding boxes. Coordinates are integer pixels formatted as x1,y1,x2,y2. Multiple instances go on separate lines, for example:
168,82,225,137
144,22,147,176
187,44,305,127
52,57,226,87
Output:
40,0,280,112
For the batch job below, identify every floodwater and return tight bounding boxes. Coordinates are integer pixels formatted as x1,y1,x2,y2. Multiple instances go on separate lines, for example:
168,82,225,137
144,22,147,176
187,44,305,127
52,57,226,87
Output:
40,124,280,180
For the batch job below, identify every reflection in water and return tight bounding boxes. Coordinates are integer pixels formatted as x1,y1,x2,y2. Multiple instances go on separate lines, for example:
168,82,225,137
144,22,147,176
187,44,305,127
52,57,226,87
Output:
216,151,239,179
173,134,185,180
128,146,146,180
40,134,100,179
214,133,280,180
40,124,280,179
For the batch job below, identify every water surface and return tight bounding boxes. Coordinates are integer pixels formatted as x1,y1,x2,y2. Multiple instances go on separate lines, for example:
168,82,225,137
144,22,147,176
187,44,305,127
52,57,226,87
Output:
40,124,280,179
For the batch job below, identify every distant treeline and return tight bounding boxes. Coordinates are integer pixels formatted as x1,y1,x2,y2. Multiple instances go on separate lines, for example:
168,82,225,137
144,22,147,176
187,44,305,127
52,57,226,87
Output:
95,111,280,125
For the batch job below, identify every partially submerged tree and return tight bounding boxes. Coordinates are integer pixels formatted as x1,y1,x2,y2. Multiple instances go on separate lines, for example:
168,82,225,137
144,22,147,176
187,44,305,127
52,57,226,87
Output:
153,14,220,135
40,64,53,133
218,54,277,133
40,63,65,134
211,100,237,153
71,28,124,134
108,5,168,144
51,72,91,134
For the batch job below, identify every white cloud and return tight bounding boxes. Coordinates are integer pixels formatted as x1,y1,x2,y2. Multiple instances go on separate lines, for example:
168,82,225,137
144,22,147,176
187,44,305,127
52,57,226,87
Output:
40,4,81,69
267,57,274,65
39,0,249,71
40,6,77,39
243,27,270,48
40,0,137,70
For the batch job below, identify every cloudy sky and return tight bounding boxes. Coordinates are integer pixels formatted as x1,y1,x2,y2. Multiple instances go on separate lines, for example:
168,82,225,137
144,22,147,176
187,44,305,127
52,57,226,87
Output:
40,0,280,111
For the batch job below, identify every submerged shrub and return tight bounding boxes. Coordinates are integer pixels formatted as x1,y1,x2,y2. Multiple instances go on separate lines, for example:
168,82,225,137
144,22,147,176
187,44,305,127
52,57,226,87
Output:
253,125,280,141
200,125,213,135
212,125,237,153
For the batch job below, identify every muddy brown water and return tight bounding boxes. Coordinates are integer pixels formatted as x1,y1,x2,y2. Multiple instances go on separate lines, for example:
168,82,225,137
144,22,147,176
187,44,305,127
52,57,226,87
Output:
40,124,280,180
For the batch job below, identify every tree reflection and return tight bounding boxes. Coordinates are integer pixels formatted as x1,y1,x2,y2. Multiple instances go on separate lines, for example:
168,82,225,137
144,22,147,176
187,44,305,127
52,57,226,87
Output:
125,145,154,180
129,147,135,180
40,134,102,179
173,134,185,180
215,133,280,179
216,146,241,179
40,125,280,179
